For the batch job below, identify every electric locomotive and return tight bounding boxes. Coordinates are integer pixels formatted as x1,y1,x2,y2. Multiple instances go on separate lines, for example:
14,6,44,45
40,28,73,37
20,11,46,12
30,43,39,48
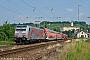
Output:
14,25,47,44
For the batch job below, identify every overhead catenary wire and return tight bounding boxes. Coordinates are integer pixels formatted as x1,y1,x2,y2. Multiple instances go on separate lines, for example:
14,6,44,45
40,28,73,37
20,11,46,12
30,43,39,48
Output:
6,0,42,20
0,5,23,15
6,0,83,19
0,5,86,19
1,0,86,20
35,0,57,19
6,0,32,11
20,0,50,18
52,0,83,8
0,5,35,20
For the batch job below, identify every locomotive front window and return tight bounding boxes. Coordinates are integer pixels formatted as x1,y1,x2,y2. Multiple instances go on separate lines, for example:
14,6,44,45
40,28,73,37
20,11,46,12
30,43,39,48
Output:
16,29,26,31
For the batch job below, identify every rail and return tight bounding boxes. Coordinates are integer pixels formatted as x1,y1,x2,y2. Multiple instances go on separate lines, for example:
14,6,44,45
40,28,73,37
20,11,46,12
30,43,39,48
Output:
0,40,64,57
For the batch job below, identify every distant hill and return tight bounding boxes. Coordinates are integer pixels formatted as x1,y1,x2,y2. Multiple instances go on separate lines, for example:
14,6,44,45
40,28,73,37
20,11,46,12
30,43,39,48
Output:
11,21,89,32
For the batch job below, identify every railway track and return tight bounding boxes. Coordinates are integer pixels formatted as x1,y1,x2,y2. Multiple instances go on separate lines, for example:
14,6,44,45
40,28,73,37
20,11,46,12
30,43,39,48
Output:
0,45,32,52
0,40,65,58
31,43,64,60
0,40,71,60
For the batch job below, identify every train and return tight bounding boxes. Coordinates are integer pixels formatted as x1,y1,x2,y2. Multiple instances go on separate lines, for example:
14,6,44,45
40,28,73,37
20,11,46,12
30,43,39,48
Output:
14,25,68,44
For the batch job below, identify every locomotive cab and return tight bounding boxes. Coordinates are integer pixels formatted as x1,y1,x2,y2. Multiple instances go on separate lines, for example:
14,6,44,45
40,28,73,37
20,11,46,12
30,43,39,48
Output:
14,25,30,44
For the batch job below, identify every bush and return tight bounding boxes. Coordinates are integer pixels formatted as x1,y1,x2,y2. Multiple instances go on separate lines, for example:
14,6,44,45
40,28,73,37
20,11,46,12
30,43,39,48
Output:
0,21,15,42
0,41,16,45
0,32,8,41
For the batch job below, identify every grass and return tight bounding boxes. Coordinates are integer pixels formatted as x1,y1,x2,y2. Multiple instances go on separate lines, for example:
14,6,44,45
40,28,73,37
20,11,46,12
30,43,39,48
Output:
60,39,90,60
0,41,16,45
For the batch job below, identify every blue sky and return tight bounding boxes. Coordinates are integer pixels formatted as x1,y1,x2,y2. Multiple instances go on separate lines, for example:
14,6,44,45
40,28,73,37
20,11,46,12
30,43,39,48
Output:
0,0,90,25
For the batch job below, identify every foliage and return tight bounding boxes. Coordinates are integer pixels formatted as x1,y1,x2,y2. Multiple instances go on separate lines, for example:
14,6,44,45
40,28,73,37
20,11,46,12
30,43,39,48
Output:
0,32,8,41
67,51,74,60
88,27,90,33
85,40,90,42
60,39,90,60
62,30,75,38
0,41,16,45
0,21,15,42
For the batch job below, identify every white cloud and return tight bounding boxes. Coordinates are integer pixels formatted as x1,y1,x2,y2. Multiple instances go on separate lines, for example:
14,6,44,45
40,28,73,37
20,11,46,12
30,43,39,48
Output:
67,8,73,12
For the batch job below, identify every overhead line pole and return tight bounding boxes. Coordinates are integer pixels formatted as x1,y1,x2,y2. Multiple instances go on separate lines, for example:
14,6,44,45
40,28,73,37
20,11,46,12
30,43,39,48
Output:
78,5,81,38
78,5,81,31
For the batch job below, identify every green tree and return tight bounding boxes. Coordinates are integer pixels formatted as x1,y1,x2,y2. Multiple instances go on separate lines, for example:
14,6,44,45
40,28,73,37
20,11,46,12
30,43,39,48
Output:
0,21,15,41
0,32,8,41
63,30,74,38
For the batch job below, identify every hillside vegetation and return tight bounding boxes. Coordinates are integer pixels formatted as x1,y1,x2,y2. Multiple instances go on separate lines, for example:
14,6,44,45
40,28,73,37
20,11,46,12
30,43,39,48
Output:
12,21,89,32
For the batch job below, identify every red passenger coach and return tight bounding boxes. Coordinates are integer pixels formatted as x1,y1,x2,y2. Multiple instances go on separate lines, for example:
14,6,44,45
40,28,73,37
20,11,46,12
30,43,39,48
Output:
30,27,45,40
61,33,68,40
44,28,58,40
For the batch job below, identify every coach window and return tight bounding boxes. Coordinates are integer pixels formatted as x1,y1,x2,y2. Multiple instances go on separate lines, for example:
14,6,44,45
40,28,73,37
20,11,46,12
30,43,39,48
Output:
29,28,30,31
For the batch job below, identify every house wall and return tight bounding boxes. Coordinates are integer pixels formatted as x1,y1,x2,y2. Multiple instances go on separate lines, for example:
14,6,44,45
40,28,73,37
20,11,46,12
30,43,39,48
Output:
60,26,80,31
77,31,88,38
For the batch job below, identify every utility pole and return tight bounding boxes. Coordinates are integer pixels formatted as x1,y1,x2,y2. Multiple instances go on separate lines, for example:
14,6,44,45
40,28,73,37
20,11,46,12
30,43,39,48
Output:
78,5,81,38
78,5,81,30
